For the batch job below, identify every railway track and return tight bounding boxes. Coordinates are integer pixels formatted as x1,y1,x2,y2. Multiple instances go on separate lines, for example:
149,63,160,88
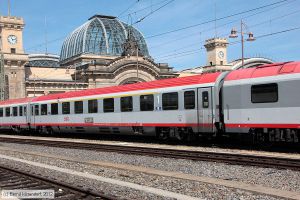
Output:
0,136,299,171
0,164,116,200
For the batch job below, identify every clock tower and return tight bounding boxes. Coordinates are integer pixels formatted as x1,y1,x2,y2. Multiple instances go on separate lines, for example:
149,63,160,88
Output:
0,15,28,99
204,37,228,66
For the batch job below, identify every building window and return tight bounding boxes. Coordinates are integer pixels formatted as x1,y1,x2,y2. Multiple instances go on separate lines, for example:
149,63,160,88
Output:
162,92,178,110
13,107,18,116
62,102,70,114
140,94,154,111
74,101,83,114
35,105,39,116
88,99,98,113
103,98,114,113
220,61,223,65
202,91,209,108
41,104,48,115
251,83,278,103
19,106,23,116
121,96,133,112
10,48,16,54
0,108,3,117
184,91,195,109
51,103,58,115
210,62,213,66
5,107,10,117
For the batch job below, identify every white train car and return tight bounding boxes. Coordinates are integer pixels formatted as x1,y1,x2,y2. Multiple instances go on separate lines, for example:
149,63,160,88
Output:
222,62,300,143
0,98,33,132
1,61,300,144
0,73,222,140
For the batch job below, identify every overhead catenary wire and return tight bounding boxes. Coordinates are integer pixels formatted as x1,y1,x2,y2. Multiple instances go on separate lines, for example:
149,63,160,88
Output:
133,0,175,24
25,0,293,53
119,0,170,18
146,0,290,39
118,0,141,17
155,6,300,59
149,0,296,49
156,25,300,62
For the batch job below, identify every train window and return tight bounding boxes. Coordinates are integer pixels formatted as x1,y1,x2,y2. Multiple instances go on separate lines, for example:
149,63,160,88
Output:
121,96,133,112
51,103,58,115
184,91,195,109
74,101,83,114
251,83,278,103
5,107,10,117
24,106,27,115
12,107,17,116
162,92,178,110
41,104,48,115
140,94,154,111
103,98,114,113
19,106,23,116
0,108,3,117
62,102,70,114
202,91,209,108
88,99,98,113
35,105,39,116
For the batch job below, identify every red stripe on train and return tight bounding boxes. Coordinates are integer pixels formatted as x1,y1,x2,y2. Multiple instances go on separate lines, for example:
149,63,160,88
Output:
0,122,213,127
1,123,300,128
226,123,300,129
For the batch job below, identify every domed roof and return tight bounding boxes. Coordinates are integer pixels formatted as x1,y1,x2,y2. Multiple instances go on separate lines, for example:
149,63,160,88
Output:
60,15,150,62
28,54,60,68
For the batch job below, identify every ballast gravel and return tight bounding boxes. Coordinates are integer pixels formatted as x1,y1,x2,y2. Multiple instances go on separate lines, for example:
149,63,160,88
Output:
0,152,282,200
0,142,298,199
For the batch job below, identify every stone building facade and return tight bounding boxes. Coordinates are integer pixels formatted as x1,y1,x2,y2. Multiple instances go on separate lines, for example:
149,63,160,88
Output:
0,16,28,99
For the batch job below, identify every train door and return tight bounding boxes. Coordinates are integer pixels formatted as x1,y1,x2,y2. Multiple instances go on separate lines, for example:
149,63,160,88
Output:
30,104,37,126
197,87,213,133
25,103,30,124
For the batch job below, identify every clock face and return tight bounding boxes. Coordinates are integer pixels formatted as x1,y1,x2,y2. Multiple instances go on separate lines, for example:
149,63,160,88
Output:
218,51,224,59
7,35,17,45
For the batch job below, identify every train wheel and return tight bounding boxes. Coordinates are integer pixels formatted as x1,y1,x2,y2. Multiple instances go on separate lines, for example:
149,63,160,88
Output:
156,127,169,141
250,128,270,146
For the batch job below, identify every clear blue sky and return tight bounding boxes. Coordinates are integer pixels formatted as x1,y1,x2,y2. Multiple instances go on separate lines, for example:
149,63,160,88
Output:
1,0,299,70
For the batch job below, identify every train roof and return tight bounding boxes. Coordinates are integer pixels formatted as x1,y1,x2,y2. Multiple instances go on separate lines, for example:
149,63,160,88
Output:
0,97,34,106
31,72,221,102
225,61,300,81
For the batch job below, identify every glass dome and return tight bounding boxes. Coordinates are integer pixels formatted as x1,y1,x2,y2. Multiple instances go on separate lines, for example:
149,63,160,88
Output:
60,15,150,62
28,54,60,67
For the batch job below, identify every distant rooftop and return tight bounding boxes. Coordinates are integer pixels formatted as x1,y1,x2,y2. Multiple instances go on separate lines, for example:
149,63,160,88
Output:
88,14,116,20
27,54,60,68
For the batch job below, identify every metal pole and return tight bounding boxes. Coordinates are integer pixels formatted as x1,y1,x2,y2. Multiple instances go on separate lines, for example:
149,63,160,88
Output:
241,20,244,67
74,66,77,91
8,0,10,16
33,75,36,97
0,54,4,100
0,31,5,100
136,44,139,82
44,16,48,54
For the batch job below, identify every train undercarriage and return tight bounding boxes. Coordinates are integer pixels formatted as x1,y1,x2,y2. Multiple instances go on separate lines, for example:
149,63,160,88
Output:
4,125,300,145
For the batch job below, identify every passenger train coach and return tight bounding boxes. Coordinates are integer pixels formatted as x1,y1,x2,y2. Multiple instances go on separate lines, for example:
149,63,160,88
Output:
0,61,300,144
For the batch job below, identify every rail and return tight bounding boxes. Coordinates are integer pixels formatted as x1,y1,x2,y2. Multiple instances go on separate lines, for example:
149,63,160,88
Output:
0,136,299,171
